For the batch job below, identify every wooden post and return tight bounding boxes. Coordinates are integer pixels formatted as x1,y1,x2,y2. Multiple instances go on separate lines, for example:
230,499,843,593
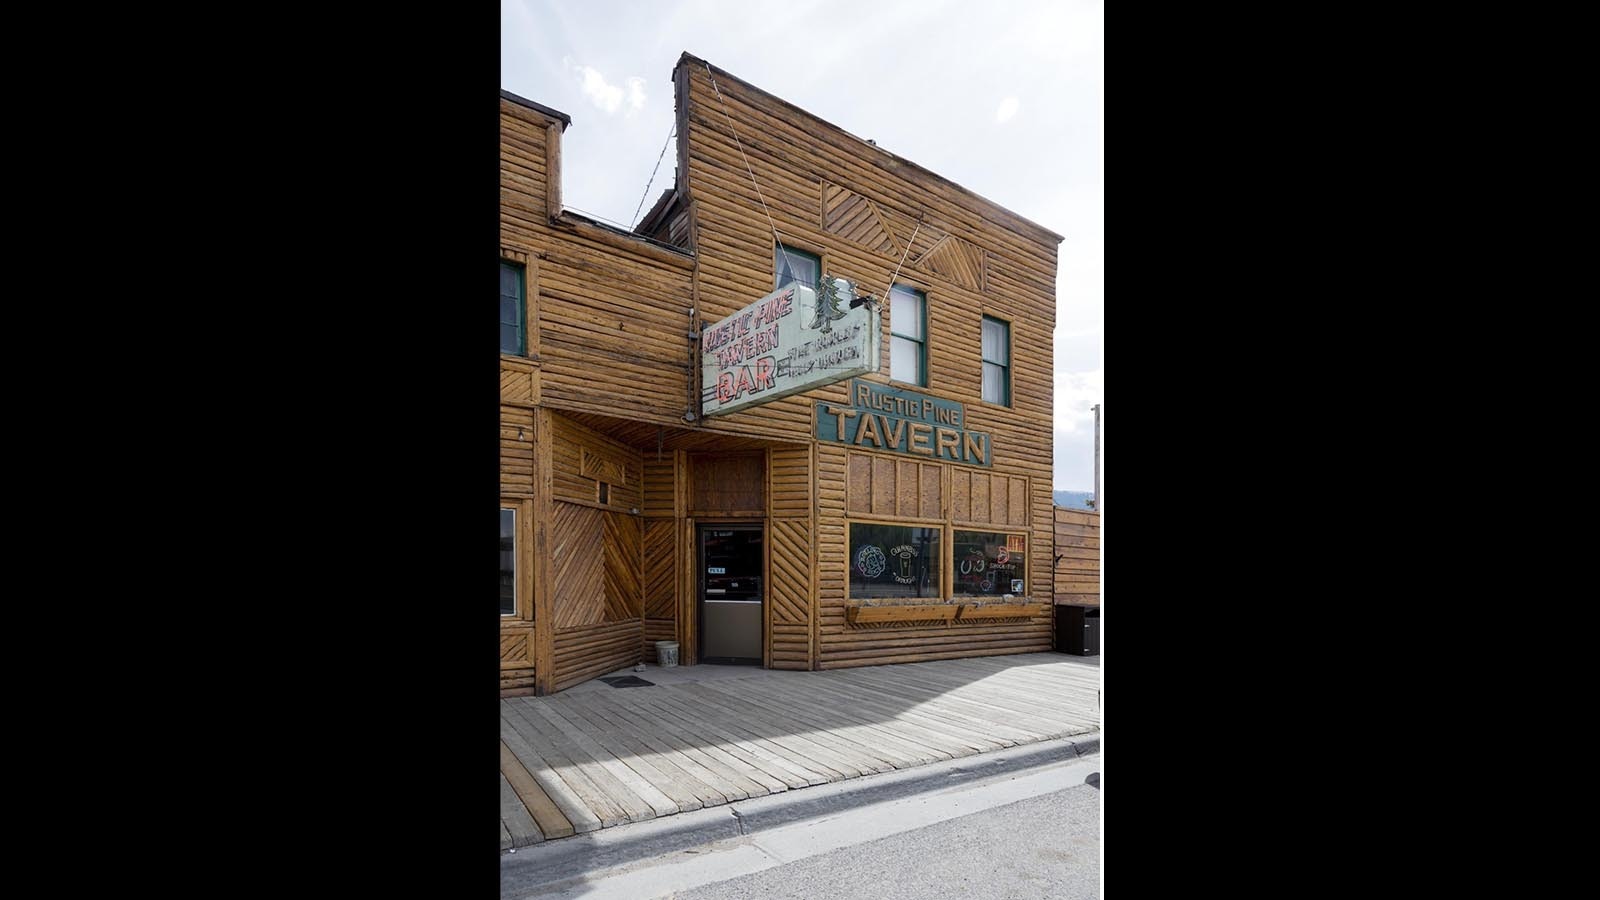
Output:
533,408,555,695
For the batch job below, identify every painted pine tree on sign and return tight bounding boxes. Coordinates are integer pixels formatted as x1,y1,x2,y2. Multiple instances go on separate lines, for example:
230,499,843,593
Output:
813,275,848,334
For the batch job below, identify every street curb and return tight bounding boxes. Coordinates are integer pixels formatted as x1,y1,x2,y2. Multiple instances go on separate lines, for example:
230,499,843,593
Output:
501,732,1100,894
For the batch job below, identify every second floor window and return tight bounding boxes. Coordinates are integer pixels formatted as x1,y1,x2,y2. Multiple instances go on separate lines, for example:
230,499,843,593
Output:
501,261,525,355
774,243,820,292
982,315,1010,406
890,284,926,386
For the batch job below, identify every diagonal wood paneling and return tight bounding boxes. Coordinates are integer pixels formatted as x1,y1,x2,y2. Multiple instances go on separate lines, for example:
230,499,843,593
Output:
769,519,811,625
769,445,813,667
581,448,628,485
918,235,985,292
500,632,532,667
879,203,947,268
552,502,605,629
602,512,641,622
642,519,675,620
501,368,532,403
823,183,899,256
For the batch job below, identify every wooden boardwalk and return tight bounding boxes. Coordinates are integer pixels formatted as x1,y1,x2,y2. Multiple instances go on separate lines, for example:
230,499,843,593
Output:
499,652,1100,849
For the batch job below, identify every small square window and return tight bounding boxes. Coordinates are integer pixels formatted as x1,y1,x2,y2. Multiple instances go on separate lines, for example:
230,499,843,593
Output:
774,243,820,292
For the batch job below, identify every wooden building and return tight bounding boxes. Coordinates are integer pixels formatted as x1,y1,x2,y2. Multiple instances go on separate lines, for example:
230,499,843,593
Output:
501,53,1064,696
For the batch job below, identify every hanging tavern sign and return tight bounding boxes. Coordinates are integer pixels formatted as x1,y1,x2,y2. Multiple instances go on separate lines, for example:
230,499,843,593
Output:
814,379,993,467
700,278,880,417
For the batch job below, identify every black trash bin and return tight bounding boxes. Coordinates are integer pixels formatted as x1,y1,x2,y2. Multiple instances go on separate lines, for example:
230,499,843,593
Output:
1056,604,1100,656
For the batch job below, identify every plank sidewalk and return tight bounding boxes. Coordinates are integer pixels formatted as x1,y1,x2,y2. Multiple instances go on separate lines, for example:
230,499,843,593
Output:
499,651,1100,849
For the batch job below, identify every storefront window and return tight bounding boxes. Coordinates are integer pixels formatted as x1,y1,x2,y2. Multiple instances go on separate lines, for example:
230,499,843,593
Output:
952,530,1026,596
500,508,516,616
849,522,941,599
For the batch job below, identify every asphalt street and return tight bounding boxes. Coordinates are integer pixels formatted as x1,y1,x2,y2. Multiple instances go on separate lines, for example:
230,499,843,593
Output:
675,778,1101,900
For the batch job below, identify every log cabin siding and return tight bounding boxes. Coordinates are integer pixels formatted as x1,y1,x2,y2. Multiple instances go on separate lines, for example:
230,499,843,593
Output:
500,51,1065,693
1052,507,1101,608
675,56,1058,670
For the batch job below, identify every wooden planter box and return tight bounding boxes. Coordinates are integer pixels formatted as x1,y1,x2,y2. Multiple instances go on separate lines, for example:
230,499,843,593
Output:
955,603,1041,621
847,603,960,625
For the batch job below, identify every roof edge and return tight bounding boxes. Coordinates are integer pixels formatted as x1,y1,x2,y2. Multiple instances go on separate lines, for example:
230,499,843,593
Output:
500,90,572,130
675,52,1064,245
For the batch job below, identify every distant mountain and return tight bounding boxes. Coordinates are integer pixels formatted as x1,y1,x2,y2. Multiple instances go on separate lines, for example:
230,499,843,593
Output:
1054,490,1095,510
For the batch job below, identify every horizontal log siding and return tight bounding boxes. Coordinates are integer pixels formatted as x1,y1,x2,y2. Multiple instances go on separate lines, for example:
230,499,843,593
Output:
501,96,697,432
500,54,1062,684
552,620,644,693
678,60,1057,669
550,413,642,511
1052,507,1101,607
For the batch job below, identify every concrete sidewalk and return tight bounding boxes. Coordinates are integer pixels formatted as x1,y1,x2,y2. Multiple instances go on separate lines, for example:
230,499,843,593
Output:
501,733,1101,899
500,652,1101,850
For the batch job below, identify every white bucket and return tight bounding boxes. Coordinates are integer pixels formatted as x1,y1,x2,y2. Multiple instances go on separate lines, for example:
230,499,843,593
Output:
656,641,680,668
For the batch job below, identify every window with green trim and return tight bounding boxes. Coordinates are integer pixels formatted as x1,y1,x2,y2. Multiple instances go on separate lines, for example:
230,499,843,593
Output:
890,284,926,386
774,243,820,292
981,315,1010,406
500,261,525,355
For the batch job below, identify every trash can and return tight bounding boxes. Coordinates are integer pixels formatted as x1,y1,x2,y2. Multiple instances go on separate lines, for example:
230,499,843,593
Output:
656,641,680,667
1056,605,1100,656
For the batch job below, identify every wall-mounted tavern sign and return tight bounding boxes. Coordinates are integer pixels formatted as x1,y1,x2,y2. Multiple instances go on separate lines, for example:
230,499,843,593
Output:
700,277,881,417
815,379,994,467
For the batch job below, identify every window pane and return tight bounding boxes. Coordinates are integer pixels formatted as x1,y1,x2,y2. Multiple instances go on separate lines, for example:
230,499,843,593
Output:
502,261,524,356
891,336,922,384
952,530,1026,597
500,509,516,616
891,287,923,340
983,362,1007,404
775,244,819,290
982,317,1008,364
849,522,941,599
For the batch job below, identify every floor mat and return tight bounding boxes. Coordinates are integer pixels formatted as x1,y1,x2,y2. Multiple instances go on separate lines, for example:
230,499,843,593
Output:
599,675,655,688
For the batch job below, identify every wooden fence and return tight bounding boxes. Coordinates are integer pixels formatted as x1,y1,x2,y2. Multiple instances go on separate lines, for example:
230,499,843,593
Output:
1052,506,1100,606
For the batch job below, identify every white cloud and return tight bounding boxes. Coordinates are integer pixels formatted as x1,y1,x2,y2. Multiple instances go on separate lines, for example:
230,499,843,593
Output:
1053,369,1102,435
995,96,1020,123
563,57,646,116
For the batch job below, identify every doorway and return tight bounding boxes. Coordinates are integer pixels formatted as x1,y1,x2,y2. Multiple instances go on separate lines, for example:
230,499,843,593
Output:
698,524,764,664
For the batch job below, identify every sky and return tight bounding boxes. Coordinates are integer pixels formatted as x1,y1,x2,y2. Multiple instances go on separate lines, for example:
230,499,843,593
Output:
502,0,1102,492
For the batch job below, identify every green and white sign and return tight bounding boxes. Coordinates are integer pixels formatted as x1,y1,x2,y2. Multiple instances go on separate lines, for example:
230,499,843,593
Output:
701,278,880,417
815,379,993,467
